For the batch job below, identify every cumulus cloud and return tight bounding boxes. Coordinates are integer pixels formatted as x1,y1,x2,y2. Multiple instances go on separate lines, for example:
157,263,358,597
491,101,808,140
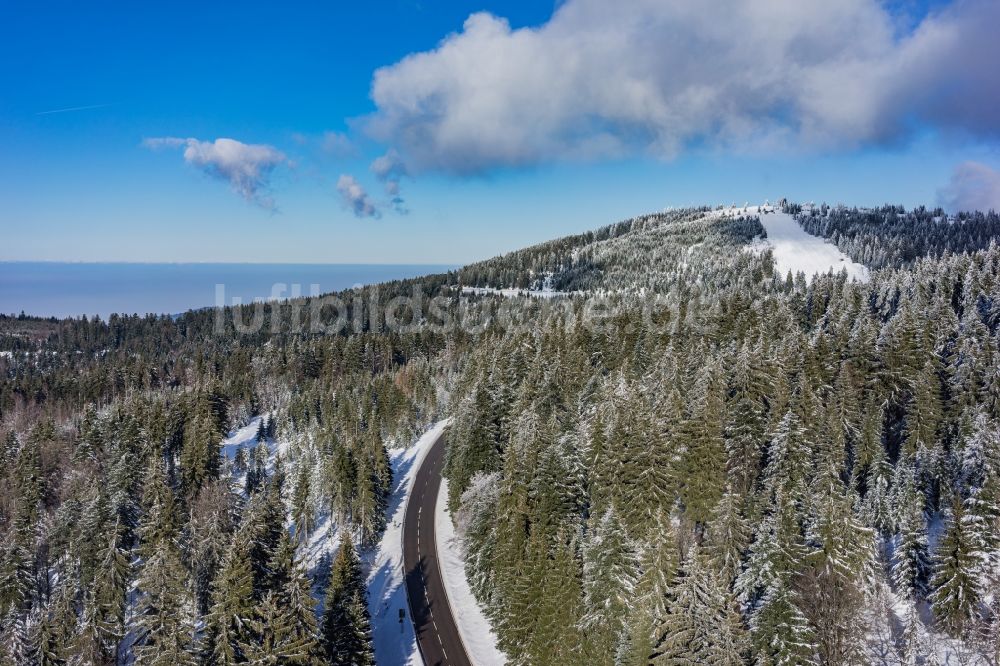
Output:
144,137,288,208
938,162,1000,213
370,149,408,213
336,174,380,218
366,0,1000,174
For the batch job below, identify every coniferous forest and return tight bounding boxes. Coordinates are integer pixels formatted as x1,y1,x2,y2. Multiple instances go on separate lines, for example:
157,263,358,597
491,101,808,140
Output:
4,203,1000,664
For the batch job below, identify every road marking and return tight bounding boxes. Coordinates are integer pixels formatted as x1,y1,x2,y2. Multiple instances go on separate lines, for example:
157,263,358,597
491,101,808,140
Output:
442,646,449,660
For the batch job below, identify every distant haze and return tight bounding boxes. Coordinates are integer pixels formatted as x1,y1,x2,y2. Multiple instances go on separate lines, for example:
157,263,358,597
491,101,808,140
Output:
0,263,454,319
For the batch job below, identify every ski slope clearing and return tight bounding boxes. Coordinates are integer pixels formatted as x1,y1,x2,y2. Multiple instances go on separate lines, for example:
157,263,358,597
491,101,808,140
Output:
436,479,507,666
716,205,869,282
758,209,869,282
368,419,451,666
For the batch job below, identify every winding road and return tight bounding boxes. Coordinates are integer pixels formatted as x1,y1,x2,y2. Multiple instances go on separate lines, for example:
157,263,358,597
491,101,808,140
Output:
403,430,473,666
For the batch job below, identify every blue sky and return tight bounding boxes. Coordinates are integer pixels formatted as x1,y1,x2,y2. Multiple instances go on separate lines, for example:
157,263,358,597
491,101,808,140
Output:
2,0,998,264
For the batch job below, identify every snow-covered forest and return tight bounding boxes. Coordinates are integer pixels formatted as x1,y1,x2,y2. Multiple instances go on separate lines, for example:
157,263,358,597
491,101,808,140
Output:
3,202,1000,664
446,204,1000,665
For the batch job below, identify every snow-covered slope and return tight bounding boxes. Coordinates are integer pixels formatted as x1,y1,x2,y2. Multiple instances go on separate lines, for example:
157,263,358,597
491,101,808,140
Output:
759,209,869,281
716,205,869,282
436,479,507,666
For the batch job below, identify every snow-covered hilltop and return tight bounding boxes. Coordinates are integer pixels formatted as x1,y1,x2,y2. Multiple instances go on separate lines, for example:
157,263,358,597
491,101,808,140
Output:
453,201,882,297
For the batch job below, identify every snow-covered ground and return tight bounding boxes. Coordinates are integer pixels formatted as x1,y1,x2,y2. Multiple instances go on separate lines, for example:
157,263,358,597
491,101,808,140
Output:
436,479,507,666
460,272,580,299
460,286,577,299
367,419,451,666
220,417,267,461
222,415,341,574
714,204,869,282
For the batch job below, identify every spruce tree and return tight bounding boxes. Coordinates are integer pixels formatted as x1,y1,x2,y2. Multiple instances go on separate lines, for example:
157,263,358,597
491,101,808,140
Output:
188,479,239,615
90,519,130,662
204,531,256,665
860,445,893,533
725,350,768,496
677,366,727,529
292,462,314,543
138,458,179,560
180,410,223,498
0,534,34,617
892,468,931,599
961,410,1000,568
276,553,323,664
929,496,984,637
581,508,638,663
241,591,322,665
633,509,680,631
322,533,374,665
898,602,932,666
77,524,130,664
903,359,943,460
801,475,875,664
762,411,811,505
353,451,386,546
585,412,611,519
132,540,198,666
737,487,806,607
704,486,751,587
652,545,746,665
36,581,75,666
524,533,584,666
750,576,819,666
1,608,35,666
445,387,501,510
243,482,286,597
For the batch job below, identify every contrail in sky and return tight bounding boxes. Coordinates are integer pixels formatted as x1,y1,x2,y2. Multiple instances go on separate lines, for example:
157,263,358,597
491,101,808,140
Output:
35,103,110,116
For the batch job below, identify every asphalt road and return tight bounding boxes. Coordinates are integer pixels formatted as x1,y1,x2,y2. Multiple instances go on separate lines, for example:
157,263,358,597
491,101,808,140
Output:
403,430,473,666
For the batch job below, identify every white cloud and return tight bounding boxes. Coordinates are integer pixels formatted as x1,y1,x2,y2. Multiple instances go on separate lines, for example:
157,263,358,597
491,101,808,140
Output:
371,149,408,182
144,137,288,208
371,149,408,213
938,162,1000,213
366,0,1000,174
336,174,380,218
